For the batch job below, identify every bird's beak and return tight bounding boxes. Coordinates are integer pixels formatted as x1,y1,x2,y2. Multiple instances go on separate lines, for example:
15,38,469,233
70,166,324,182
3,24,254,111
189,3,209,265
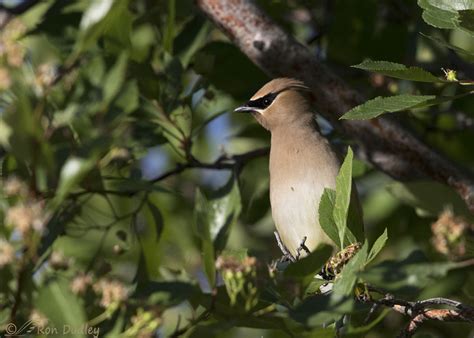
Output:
234,104,256,113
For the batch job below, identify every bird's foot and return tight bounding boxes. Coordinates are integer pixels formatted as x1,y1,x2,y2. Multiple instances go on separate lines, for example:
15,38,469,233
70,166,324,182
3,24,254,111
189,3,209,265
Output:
273,231,296,263
295,236,311,260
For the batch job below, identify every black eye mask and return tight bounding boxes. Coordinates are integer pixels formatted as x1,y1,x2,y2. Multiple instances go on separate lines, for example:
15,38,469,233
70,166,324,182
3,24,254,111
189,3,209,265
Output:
245,92,278,110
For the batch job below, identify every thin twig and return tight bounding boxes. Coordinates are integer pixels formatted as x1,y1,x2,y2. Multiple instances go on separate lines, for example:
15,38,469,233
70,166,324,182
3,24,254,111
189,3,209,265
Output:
274,231,295,262
67,148,269,198
360,287,474,337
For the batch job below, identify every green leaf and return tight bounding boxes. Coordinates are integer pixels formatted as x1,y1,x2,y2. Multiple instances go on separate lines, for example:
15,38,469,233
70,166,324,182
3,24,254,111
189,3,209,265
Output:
52,157,96,209
163,0,176,54
318,189,340,248
353,60,443,82
170,105,192,138
333,241,369,296
79,0,114,31
115,80,139,114
340,95,436,120
333,147,357,248
417,0,474,34
74,0,131,56
103,52,128,105
459,9,474,33
420,3,459,29
291,293,353,327
143,99,186,158
35,277,87,337
305,278,329,296
194,176,242,286
366,228,388,265
138,200,164,279
174,16,211,67
284,244,333,278
0,119,12,148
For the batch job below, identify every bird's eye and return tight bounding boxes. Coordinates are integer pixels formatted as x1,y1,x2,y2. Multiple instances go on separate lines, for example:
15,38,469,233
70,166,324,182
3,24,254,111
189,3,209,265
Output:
263,98,271,106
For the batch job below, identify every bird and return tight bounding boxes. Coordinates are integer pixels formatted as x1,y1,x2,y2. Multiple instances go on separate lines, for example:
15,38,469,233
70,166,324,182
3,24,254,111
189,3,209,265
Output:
235,78,364,259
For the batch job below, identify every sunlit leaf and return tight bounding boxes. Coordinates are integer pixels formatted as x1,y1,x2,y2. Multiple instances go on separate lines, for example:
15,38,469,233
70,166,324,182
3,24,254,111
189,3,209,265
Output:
333,147,357,248
417,0,474,34
80,0,114,31
53,157,96,208
318,188,340,248
353,60,443,82
340,95,436,120
194,176,242,286
367,228,388,265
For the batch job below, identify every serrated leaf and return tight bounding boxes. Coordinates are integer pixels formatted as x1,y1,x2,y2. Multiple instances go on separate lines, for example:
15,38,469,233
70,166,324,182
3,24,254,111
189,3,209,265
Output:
319,188,340,248
418,0,459,29
333,242,369,296
333,147,357,248
367,228,388,265
284,244,333,278
418,0,474,34
422,6,459,29
340,95,436,120
353,60,443,82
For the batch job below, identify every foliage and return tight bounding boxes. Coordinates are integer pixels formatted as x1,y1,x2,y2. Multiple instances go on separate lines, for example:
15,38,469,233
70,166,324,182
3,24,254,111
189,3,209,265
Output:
0,0,473,337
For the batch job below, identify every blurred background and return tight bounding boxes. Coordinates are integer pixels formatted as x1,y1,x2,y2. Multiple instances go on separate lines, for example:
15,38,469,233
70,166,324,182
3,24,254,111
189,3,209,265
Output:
0,0,473,337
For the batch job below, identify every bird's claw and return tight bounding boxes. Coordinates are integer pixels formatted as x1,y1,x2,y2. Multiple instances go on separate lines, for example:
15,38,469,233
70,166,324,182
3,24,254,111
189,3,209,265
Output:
295,236,311,260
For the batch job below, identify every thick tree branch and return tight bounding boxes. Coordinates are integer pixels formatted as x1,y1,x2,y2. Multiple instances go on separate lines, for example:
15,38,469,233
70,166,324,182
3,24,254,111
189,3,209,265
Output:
196,0,474,213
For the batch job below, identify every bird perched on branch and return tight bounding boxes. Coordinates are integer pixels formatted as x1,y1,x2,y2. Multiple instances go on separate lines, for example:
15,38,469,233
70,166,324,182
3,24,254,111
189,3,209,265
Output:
235,78,364,260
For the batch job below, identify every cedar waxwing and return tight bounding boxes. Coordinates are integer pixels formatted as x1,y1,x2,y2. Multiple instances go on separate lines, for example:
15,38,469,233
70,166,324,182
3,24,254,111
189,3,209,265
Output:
235,78,364,259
